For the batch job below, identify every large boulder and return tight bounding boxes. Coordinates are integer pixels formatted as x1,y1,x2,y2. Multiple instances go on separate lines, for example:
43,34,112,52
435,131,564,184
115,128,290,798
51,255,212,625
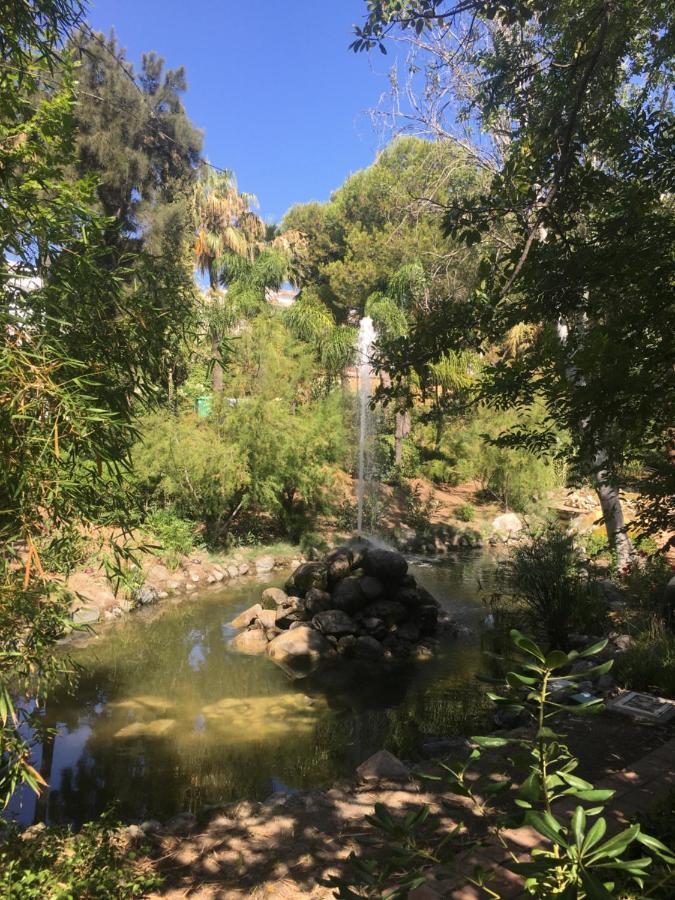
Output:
394,585,423,607
491,512,523,538
275,600,309,629
395,621,420,643
261,587,288,608
362,548,408,582
267,625,331,676
228,603,263,629
255,555,276,573
325,547,353,582
344,536,373,568
304,587,333,616
360,576,383,602
363,600,408,625
331,576,366,614
231,628,269,655
353,635,385,660
285,562,328,597
312,609,358,637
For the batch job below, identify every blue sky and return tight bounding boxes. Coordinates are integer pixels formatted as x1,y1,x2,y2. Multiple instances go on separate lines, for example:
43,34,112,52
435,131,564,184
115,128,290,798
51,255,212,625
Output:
88,0,392,222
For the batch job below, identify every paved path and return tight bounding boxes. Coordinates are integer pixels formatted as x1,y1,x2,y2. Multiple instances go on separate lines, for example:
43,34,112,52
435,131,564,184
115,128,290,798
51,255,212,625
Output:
413,737,675,899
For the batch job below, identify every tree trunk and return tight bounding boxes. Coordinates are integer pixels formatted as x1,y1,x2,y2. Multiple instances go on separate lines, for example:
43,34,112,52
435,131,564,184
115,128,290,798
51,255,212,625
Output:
394,410,411,466
208,263,223,395
592,455,636,570
557,318,635,566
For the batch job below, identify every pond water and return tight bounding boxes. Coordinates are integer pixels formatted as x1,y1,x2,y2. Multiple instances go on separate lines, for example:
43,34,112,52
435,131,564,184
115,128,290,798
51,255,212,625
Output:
8,553,498,827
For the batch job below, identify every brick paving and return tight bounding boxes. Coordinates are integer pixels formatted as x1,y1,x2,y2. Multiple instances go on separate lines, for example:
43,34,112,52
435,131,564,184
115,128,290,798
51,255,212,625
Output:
411,736,675,899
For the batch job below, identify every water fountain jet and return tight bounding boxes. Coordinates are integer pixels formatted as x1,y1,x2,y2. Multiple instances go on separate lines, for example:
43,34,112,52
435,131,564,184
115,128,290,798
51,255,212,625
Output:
356,316,376,534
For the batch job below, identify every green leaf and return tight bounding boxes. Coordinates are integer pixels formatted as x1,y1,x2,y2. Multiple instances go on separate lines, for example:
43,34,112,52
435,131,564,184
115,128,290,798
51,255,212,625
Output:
574,789,615,803
572,806,586,849
507,671,538,686
510,630,545,661
579,870,615,899
471,735,512,748
581,816,607,855
545,650,569,669
525,810,567,846
587,824,640,862
559,772,594,791
636,831,675,863
580,639,609,658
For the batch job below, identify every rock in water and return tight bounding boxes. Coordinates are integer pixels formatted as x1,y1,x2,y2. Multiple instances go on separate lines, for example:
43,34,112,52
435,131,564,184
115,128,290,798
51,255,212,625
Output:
228,603,263,629
231,628,269,655
304,588,333,615
353,635,385,660
357,750,410,783
285,562,328,597
312,609,358,637
362,548,408,582
330,576,365,614
267,625,331,676
362,600,408,624
360,575,383,601
261,587,288,608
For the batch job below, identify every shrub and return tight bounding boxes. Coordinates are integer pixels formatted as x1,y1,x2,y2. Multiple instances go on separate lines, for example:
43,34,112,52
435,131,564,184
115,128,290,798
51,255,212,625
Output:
132,412,250,542
145,508,195,570
455,503,475,522
503,525,605,649
614,623,675,699
419,458,459,484
0,813,162,899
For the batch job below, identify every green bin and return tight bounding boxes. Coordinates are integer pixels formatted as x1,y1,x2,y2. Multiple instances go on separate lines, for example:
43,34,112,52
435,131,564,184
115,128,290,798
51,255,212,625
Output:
194,395,212,417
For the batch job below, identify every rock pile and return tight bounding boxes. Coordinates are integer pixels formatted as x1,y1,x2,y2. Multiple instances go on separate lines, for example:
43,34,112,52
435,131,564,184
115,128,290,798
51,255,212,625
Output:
229,538,447,677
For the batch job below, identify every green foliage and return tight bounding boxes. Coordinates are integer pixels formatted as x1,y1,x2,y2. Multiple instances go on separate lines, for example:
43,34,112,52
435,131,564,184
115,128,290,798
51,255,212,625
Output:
283,136,484,320
331,631,675,898
354,0,675,545
614,624,675,700
37,525,86,576
416,405,565,512
133,412,250,540
620,554,673,627
0,9,196,809
133,313,350,543
455,504,475,523
503,526,606,649
0,573,74,809
285,289,356,382
0,813,162,899
377,433,420,483
419,458,459,485
144,508,196,570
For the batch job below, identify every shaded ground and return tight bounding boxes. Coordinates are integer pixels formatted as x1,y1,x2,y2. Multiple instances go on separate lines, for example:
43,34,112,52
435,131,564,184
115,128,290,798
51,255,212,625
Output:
144,714,675,899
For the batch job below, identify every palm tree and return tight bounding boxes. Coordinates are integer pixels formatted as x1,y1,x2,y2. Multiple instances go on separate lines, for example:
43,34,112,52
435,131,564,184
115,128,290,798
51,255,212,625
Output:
192,165,261,392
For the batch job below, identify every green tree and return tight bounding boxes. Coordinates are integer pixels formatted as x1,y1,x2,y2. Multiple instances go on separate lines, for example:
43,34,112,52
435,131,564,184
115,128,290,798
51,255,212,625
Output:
354,1,675,563
0,5,195,807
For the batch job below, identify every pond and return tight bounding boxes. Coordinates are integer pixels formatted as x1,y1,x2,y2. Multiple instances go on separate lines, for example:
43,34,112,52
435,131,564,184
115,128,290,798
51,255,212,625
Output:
8,553,498,827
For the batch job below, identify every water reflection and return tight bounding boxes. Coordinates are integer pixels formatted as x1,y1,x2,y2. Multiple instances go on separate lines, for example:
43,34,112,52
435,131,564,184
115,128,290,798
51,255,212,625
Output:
8,553,496,827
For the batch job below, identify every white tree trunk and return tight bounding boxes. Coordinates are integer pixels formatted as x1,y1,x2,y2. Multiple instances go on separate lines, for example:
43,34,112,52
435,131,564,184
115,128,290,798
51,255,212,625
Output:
557,319,635,567
592,454,636,570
